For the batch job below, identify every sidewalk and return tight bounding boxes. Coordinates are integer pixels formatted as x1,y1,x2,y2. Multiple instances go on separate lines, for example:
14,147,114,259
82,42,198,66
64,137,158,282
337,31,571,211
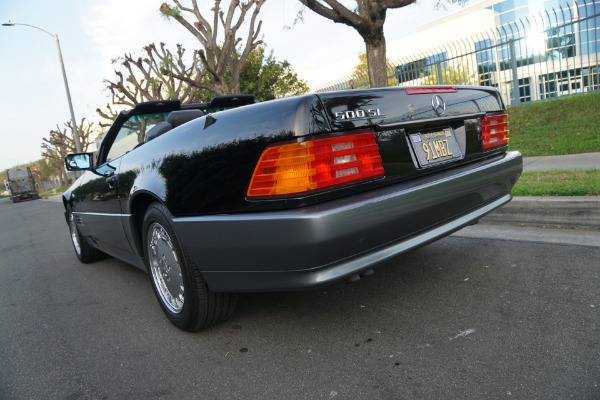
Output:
481,152,600,230
523,152,600,171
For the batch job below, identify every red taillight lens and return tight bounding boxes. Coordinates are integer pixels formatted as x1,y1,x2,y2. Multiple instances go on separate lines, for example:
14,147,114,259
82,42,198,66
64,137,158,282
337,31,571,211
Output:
405,87,457,94
481,114,509,150
247,131,384,198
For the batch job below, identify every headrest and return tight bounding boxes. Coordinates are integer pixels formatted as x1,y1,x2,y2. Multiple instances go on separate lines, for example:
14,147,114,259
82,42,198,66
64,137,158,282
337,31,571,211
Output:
145,121,173,142
167,109,205,128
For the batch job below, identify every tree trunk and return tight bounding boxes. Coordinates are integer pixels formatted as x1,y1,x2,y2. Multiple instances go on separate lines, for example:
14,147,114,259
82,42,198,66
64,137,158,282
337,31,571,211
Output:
61,168,68,188
213,80,238,96
365,35,388,88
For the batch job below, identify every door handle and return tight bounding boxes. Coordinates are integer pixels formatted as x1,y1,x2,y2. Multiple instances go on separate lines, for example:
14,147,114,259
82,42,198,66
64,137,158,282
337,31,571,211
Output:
106,175,117,188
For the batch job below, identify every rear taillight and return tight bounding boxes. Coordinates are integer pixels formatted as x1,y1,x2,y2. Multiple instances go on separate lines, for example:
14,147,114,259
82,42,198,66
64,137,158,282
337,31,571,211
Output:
247,131,384,198
405,87,457,94
481,114,509,150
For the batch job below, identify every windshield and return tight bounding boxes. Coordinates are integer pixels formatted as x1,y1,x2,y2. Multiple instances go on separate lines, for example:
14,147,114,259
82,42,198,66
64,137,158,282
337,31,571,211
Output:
106,112,170,162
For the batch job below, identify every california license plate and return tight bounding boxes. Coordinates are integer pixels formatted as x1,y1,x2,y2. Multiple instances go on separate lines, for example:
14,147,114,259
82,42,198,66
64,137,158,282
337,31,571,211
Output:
409,128,462,167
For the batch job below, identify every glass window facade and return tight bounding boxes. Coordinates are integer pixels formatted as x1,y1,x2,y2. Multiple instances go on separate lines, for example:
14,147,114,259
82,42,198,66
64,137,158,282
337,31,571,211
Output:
325,0,600,105
578,2,600,55
395,52,448,84
487,0,599,102
475,39,498,86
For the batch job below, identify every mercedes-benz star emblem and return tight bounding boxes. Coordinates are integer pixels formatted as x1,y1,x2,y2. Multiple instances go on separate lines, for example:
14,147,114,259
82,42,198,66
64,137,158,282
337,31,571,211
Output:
432,95,446,116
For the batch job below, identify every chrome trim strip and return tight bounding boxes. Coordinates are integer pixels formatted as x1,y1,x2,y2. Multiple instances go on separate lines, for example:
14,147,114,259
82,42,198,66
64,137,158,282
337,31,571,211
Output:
72,212,131,217
377,112,486,130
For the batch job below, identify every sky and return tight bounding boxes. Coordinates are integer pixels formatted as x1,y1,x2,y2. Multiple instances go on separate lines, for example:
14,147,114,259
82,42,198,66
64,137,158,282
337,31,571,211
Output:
0,0,466,172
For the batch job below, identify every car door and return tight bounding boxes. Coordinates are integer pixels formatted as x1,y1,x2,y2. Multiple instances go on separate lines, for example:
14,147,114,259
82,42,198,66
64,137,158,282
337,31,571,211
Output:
71,115,151,264
71,158,127,251
73,111,171,265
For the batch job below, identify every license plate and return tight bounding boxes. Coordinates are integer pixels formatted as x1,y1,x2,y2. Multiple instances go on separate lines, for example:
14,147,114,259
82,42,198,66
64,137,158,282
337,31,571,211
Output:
409,128,462,167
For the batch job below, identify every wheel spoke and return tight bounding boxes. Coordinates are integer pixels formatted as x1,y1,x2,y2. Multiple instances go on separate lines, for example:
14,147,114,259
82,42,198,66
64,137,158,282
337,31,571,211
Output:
70,213,81,255
148,222,184,314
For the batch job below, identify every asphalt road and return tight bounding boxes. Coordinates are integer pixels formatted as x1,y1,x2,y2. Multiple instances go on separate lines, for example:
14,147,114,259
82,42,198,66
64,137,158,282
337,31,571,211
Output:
1,196,598,400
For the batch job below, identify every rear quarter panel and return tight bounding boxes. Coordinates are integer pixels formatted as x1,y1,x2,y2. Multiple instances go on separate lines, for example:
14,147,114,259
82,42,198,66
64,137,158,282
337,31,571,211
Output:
118,95,330,216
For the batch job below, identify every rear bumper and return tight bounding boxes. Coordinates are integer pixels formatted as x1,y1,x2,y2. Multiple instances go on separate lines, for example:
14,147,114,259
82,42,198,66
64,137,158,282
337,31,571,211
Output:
173,151,522,292
12,192,37,200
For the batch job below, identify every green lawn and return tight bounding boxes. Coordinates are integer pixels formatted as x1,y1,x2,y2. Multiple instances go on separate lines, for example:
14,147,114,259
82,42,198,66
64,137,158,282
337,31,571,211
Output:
513,169,600,196
38,187,68,197
508,91,600,157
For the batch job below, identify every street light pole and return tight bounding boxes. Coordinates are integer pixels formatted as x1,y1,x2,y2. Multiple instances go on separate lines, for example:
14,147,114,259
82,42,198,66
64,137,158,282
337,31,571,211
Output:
2,21,83,153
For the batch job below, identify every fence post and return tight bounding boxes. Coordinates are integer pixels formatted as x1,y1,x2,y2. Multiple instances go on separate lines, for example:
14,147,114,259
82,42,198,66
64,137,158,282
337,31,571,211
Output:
509,39,520,105
436,61,444,84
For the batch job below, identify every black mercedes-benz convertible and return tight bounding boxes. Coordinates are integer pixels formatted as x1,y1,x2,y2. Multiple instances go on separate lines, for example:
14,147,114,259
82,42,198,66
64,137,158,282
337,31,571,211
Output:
64,87,522,331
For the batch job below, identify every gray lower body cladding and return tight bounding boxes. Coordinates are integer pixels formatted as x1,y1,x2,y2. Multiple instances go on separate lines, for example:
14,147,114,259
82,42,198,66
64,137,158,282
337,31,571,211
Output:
173,151,522,292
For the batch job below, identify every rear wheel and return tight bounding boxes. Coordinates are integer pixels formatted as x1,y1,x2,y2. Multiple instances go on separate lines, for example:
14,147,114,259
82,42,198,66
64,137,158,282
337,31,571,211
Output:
142,202,237,331
67,206,104,263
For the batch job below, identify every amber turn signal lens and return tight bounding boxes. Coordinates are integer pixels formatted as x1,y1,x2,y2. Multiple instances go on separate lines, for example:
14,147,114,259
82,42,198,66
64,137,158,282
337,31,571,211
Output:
248,131,384,198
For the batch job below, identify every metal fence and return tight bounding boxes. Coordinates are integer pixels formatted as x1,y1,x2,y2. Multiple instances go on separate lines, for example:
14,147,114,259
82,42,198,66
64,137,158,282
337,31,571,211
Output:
312,0,600,107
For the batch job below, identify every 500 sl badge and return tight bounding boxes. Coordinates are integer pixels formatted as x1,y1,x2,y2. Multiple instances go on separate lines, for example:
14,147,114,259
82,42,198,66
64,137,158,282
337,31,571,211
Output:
335,109,385,121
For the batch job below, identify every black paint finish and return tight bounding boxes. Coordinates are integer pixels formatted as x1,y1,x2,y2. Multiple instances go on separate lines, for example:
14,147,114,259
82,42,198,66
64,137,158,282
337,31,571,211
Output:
63,87,520,291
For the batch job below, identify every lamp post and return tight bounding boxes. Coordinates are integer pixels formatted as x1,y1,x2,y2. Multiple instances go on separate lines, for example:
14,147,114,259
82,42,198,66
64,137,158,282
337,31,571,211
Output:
2,21,83,153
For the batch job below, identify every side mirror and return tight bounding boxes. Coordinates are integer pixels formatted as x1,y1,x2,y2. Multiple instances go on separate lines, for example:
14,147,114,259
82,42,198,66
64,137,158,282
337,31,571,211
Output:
65,153,94,171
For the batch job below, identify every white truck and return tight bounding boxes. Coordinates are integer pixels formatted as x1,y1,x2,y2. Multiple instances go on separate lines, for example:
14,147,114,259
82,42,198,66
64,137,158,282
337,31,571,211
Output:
5,167,39,203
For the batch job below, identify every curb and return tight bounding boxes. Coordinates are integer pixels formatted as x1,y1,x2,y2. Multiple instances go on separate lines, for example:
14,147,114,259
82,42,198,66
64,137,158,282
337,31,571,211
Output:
481,196,600,230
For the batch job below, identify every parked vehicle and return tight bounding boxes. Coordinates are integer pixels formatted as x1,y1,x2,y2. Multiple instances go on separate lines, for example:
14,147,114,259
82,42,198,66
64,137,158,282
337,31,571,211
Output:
64,88,522,331
6,167,39,203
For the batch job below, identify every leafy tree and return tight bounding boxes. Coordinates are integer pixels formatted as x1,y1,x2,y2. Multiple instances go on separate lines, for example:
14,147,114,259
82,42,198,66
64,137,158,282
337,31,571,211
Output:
346,52,397,89
419,64,475,85
352,52,369,76
347,52,370,89
239,46,308,100
29,159,58,192
160,0,267,96
0,170,7,191
298,0,466,88
40,158,58,189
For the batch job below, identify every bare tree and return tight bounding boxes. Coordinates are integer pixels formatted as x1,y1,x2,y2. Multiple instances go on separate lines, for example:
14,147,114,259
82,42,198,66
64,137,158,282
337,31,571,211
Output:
105,42,203,109
95,102,121,131
298,0,416,88
29,164,44,193
41,119,96,186
160,0,266,95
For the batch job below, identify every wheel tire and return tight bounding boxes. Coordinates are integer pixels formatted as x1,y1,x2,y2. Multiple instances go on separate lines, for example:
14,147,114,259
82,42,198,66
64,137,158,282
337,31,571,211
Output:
67,206,104,263
142,202,237,332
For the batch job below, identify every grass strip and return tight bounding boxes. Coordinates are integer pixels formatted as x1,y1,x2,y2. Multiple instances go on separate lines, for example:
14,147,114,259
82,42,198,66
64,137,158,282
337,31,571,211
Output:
513,169,600,196
508,91,600,157
38,187,68,197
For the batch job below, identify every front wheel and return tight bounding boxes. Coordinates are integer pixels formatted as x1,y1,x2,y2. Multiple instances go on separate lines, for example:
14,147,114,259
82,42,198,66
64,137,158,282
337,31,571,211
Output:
67,206,104,263
142,203,237,331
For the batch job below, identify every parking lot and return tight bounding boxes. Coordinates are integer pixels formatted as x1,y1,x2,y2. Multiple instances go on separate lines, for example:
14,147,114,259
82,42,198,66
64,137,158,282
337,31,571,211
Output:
0,197,598,399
